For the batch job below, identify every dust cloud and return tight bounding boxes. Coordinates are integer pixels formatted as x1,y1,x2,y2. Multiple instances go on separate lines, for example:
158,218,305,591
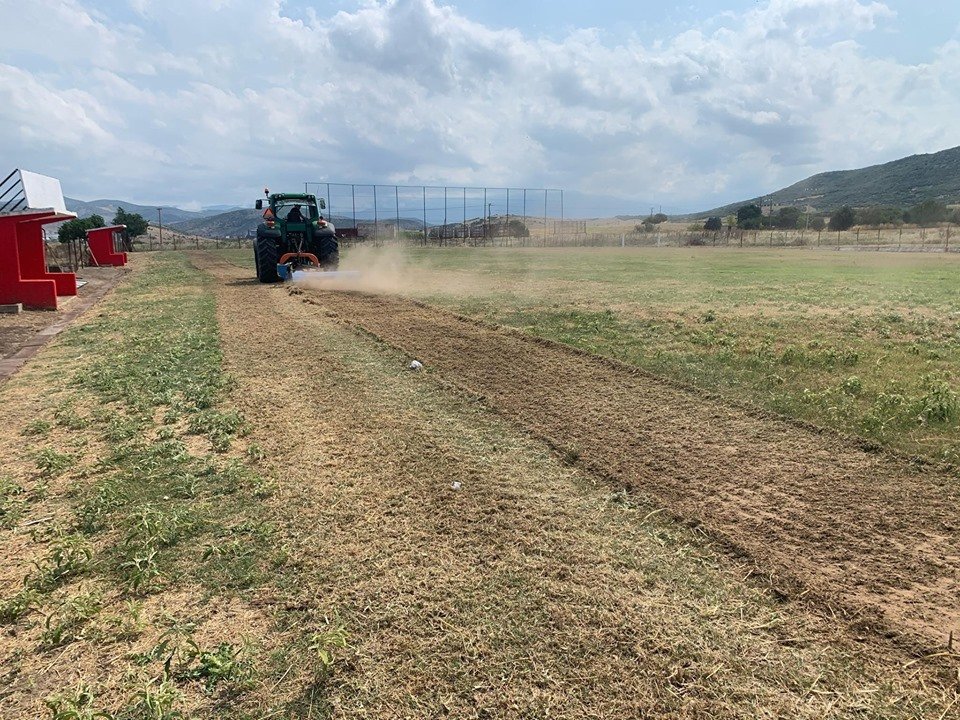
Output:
291,244,492,298
291,244,412,294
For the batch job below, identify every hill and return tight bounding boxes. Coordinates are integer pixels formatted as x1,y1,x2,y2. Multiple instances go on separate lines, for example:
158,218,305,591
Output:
172,209,425,237
171,209,262,237
65,198,244,224
693,146,960,218
64,198,215,225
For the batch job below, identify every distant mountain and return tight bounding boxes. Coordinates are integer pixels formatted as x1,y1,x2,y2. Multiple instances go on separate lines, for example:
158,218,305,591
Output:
171,209,262,237
173,209,424,237
692,146,960,218
63,198,224,225
201,204,245,213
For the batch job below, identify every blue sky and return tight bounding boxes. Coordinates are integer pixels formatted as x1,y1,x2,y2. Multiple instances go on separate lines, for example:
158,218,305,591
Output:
2,0,959,215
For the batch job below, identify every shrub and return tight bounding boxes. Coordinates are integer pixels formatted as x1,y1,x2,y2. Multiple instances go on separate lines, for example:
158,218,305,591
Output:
828,206,856,231
737,204,763,229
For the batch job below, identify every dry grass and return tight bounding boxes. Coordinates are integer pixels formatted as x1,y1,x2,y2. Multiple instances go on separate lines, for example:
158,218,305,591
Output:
216,245,960,463
204,253,959,717
1,250,957,718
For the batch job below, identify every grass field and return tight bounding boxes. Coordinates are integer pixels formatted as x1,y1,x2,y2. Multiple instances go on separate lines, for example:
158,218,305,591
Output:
224,245,960,463
1,250,958,717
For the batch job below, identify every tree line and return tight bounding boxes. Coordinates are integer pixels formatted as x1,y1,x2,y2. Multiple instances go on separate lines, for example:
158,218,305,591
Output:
57,207,149,243
701,200,960,234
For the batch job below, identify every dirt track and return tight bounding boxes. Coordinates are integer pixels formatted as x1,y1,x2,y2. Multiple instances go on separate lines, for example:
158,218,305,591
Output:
205,256,959,650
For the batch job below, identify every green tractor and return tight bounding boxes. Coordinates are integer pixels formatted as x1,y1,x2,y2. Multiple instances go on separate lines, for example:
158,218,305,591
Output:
253,189,338,283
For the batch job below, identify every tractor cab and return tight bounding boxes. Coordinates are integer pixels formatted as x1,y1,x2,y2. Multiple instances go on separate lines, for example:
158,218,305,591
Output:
256,192,326,223
276,201,317,224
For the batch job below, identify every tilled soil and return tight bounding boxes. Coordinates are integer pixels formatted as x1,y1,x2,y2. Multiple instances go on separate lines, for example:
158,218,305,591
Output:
268,274,960,651
184,254,960,715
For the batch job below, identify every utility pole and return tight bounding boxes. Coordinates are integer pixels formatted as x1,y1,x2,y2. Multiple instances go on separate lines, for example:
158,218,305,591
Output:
157,207,163,249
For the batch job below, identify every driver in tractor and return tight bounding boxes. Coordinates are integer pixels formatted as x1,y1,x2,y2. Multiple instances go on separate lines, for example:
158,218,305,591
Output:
286,204,305,223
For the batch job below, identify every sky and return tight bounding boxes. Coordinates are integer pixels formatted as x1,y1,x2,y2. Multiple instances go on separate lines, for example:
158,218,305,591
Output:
1,0,959,215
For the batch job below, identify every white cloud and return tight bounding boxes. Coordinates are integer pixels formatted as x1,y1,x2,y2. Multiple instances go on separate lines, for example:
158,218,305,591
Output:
0,0,957,211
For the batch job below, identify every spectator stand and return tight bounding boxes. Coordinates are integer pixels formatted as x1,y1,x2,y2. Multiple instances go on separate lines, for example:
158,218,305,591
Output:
86,225,128,267
0,209,79,310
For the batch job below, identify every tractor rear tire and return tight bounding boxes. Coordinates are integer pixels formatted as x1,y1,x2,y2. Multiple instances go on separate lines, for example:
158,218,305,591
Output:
315,234,339,270
254,237,280,283
322,251,340,271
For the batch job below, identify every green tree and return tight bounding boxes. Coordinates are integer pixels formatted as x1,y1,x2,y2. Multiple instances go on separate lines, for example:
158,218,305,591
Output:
828,206,856,232
113,207,149,238
856,206,903,227
703,216,722,232
775,206,801,229
505,219,529,237
908,200,948,228
646,212,668,224
808,216,826,232
736,204,763,230
57,214,105,243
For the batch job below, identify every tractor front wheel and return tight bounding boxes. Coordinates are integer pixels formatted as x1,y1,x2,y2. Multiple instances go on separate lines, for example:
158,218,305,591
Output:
254,237,280,283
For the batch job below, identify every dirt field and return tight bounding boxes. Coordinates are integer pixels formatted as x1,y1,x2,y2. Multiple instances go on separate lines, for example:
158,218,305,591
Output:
219,258,960,649
318,291,960,642
1,251,958,718
200,254,958,715
220,245,960,463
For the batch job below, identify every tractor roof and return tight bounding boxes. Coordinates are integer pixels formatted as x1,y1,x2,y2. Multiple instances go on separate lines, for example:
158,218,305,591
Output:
270,193,316,203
